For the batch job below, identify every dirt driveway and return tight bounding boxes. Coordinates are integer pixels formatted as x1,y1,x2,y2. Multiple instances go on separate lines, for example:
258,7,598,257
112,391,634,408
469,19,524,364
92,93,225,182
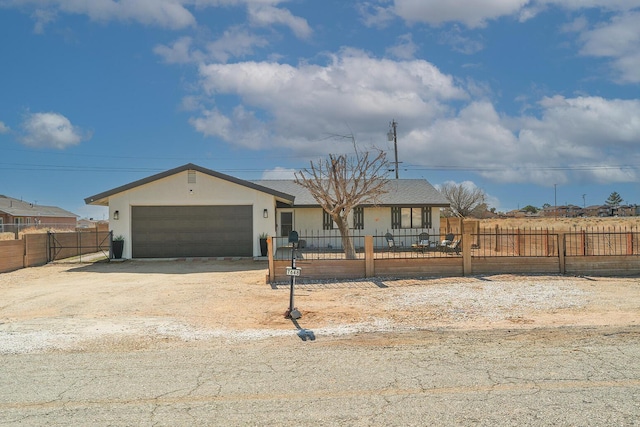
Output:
1,259,639,353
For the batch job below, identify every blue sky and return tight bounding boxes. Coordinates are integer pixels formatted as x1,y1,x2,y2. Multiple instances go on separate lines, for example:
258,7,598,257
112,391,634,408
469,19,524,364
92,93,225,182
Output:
1,0,639,219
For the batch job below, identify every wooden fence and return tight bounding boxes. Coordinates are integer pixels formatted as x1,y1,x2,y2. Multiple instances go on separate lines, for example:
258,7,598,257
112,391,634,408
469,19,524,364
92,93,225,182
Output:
268,223,640,282
0,230,111,274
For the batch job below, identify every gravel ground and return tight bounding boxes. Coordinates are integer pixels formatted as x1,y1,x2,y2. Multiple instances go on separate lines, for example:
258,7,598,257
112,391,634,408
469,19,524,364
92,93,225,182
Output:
0,260,638,353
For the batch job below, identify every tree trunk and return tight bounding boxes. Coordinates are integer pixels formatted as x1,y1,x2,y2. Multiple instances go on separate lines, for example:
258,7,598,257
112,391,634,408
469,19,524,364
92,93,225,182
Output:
335,216,357,259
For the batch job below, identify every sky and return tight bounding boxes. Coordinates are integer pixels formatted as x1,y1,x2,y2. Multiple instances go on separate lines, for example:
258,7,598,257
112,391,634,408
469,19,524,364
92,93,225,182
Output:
1,0,640,220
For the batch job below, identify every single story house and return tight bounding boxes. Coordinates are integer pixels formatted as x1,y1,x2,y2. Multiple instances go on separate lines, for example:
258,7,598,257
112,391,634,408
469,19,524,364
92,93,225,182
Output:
0,195,78,233
84,163,450,258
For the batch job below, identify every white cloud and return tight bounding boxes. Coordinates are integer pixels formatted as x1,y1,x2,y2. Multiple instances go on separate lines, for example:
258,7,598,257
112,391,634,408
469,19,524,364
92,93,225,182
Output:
386,33,418,59
390,0,640,27
189,108,233,140
0,121,9,133
357,2,396,28
20,112,90,149
4,0,196,31
154,36,200,64
189,105,269,149
438,25,484,54
193,49,467,149
154,28,269,65
404,95,640,186
206,27,270,62
261,167,296,179
247,4,312,38
393,0,529,28
576,11,640,83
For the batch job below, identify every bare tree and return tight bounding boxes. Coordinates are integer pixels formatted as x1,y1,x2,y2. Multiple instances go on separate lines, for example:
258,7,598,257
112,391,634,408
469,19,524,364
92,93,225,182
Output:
295,149,389,259
439,182,487,218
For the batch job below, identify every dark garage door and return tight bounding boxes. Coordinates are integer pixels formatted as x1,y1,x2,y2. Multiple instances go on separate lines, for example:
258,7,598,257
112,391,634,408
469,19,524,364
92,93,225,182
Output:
131,205,253,258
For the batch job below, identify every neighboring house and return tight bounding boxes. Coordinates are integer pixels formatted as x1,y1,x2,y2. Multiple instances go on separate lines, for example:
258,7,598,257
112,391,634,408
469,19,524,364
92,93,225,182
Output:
84,163,450,259
0,195,78,233
613,204,639,217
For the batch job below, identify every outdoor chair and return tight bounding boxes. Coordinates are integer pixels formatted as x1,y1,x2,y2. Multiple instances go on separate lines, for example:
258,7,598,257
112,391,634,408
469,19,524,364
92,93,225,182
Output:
411,232,435,252
440,233,455,246
385,233,401,251
442,239,461,255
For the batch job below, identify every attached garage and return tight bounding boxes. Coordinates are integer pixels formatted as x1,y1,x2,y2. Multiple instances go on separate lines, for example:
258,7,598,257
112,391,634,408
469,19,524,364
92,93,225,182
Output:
131,205,253,258
84,164,295,259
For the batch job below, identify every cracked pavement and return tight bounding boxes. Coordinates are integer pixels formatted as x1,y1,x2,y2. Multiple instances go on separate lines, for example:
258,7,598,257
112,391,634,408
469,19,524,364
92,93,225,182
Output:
1,327,639,426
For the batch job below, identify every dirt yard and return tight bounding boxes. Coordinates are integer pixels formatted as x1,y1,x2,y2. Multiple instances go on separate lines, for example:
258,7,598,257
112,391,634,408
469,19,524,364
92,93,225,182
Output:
0,259,639,353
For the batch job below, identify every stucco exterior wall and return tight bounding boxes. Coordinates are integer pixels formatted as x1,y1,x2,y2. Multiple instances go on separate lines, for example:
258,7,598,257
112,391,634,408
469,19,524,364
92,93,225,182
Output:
109,170,277,258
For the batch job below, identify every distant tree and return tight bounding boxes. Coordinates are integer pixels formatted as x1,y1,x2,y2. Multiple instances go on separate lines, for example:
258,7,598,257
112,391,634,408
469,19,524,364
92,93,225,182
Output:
439,182,487,218
295,149,389,259
522,205,538,214
605,191,623,207
542,203,551,209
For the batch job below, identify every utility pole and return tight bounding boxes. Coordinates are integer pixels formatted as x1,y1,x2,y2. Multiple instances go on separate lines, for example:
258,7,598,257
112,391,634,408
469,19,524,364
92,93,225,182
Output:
554,184,557,219
387,119,399,179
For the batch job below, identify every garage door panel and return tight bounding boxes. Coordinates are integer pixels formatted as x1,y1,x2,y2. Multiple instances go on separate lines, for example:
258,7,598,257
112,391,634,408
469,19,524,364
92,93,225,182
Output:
131,206,253,258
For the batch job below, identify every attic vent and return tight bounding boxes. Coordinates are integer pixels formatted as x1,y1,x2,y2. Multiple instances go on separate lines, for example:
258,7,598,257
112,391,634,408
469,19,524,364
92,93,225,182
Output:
188,170,196,184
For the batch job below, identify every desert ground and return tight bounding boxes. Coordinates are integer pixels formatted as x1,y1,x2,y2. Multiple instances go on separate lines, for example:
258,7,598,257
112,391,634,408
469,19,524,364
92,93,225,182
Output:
0,258,638,353
478,215,639,230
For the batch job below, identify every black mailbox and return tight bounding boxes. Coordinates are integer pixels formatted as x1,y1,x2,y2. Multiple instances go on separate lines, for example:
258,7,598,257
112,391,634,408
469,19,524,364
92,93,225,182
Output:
288,231,299,245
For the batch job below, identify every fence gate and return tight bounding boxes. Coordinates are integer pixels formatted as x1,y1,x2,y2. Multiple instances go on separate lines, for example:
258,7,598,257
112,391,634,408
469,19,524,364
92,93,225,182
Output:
48,230,112,262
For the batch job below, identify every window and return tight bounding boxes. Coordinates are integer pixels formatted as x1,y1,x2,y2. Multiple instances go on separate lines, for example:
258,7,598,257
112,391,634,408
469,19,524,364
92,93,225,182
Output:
391,207,432,229
323,210,336,230
353,207,364,230
324,209,363,229
280,212,293,237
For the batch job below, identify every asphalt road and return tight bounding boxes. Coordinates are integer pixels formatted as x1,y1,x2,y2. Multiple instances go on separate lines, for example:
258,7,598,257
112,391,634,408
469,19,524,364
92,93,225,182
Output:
1,325,639,426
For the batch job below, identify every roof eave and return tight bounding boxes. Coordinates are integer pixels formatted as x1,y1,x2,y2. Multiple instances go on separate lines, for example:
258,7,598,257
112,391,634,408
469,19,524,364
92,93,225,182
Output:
85,163,295,205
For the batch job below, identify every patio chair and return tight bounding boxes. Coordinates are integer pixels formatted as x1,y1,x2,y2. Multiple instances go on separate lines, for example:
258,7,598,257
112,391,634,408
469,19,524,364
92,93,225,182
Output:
411,232,433,252
441,233,455,246
385,233,400,251
442,239,461,255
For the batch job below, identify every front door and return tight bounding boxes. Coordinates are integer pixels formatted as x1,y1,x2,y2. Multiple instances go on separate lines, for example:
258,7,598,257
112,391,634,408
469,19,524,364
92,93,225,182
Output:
280,212,293,237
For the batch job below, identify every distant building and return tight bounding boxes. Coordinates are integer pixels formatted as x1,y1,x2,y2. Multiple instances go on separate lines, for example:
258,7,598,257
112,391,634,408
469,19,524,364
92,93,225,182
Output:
0,195,77,233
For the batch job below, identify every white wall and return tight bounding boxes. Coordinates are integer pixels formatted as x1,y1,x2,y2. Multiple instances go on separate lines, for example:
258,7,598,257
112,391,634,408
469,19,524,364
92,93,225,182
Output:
108,171,277,258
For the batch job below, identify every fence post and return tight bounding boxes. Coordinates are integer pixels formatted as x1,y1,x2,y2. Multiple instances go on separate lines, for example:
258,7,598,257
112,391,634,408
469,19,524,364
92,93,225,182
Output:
544,229,549,257
627,232,634,255
558,232,566,274
494,225,500,252
365,235,374,278
267,237,274,283
462,220,473,276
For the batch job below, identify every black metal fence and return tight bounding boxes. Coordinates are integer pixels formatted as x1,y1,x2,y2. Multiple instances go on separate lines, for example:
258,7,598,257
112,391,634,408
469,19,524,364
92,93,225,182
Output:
272,229,461,260
565,227,640,256
271,226,640,260
471,228,559,257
